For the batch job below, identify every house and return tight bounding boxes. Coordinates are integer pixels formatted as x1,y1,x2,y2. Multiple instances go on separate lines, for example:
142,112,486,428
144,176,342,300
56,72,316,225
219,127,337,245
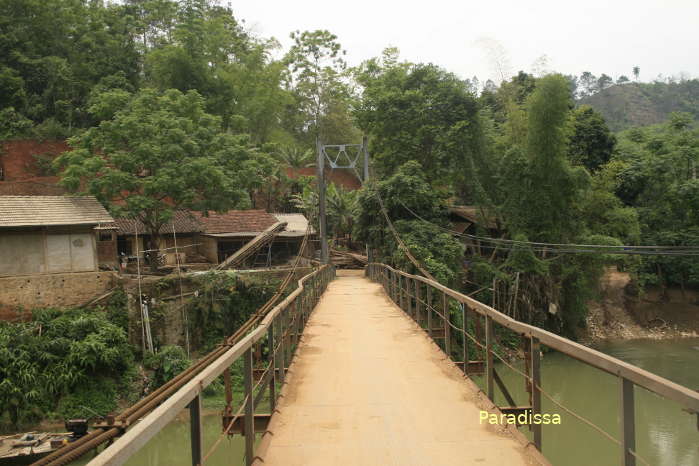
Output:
113,211,204,266
448,206,499,234
196,210,315,266
0,196,115,276
448,205,501,257
271,213,316,261
0,195,118,312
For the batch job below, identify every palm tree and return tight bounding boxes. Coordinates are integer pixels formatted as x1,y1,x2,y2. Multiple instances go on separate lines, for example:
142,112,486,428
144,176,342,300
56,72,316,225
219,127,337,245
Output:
276,146,315,169
326,183,358,248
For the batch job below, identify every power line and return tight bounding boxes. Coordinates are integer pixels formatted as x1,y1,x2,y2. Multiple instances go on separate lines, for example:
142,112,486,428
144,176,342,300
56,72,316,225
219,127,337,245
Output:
393,198,699,257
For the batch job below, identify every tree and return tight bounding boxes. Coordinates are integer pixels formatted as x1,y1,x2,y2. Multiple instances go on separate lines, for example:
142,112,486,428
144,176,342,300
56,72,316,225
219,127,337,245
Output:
275,146,315,168
614,115,699,289
284,29,358,144
55,88,270,264
355,61,486,194
354,161,464,284
633,66,640,81
578,71,597,97
597,73,613,91
497,75,615,334
568,105,617,171
616,75,630,84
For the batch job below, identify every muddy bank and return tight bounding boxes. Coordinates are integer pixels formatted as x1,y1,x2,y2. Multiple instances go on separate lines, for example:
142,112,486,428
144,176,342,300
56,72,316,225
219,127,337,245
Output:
579,268,699,344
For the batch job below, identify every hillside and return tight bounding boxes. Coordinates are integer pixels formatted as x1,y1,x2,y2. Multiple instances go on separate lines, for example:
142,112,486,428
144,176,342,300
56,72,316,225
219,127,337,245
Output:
578,80,699,131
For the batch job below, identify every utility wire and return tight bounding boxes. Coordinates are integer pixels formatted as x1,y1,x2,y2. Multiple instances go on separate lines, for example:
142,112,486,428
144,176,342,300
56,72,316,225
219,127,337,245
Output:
393,198,699,256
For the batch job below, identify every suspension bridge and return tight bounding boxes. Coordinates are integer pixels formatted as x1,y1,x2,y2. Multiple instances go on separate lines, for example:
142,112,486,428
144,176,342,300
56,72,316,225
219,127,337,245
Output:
32,262,699,466
32,140,699,466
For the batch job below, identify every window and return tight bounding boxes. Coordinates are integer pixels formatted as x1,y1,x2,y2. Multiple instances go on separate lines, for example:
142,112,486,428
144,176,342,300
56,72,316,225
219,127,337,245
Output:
99,231,114,242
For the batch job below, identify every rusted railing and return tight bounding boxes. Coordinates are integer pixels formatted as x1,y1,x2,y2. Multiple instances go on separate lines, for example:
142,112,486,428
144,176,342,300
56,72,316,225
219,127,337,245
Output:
366,263,699,466
87,264,335,466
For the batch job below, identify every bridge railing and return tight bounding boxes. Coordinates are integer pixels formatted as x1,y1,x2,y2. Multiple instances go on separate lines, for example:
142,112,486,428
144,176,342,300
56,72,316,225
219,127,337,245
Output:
366,263,699,466
89,264,335,466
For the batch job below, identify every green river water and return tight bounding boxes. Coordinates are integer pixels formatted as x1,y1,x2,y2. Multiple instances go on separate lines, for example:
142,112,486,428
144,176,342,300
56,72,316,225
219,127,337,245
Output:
74,338,698,465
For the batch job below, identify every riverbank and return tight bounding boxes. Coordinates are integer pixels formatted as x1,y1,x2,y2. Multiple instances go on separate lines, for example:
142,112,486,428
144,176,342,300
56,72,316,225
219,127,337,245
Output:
579,268,699,344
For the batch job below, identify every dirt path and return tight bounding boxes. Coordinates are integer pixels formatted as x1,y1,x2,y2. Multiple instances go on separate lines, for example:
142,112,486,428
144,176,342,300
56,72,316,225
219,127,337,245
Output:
255,270,545,466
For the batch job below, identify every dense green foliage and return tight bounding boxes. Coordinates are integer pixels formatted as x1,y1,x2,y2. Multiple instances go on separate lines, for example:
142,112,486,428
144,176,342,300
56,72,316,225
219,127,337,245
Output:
54,87,269,244
144,345,191,388
612,114,699,289
355,57,487,194
0,308,134,429
355,161,464,285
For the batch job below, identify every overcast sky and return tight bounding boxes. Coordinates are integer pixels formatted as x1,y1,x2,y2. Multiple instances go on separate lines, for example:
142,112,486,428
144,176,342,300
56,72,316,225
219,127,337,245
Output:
232,0,699,84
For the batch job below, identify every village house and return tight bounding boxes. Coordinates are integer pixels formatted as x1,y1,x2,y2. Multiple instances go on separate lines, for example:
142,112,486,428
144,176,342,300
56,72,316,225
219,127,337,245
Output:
0,195,118,312
196,210,315,266
113,211,205,268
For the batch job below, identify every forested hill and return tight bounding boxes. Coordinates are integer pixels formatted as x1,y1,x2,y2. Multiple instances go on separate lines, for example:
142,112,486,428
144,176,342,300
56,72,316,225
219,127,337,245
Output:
578,79,699,131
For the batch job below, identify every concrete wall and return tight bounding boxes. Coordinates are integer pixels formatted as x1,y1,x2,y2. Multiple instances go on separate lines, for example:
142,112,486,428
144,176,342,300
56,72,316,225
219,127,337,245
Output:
161,234,200,262
0,271,118,313
200,236,219,263
0,227,98,276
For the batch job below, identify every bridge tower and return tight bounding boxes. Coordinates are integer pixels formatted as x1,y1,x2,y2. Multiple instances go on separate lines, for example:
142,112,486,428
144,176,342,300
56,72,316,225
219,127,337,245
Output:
316,136,370,264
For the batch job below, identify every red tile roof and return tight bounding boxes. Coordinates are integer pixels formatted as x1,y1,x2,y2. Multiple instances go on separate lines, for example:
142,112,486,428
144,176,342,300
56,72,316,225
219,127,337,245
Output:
195,210,278,234
113,211,203,235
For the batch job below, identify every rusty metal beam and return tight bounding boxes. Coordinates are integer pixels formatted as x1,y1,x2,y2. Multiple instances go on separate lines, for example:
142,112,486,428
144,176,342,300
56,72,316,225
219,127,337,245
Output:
221,414,272,436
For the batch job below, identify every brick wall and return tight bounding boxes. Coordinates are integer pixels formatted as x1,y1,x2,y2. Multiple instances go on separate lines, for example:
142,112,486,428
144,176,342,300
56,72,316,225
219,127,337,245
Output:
0,271,118,317
0,140,69,195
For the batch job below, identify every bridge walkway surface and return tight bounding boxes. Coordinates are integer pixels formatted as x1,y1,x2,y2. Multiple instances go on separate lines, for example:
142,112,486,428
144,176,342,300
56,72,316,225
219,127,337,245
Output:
255,270,545,465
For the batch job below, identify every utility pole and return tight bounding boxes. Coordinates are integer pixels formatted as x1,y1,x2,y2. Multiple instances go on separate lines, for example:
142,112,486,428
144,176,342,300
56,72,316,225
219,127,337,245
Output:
316,137,329,264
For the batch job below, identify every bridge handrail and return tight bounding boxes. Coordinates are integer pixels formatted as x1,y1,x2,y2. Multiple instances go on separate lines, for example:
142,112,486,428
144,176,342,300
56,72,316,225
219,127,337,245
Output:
369,262,699,413
369,262,699,464
89,264,335,466
369,263,699,413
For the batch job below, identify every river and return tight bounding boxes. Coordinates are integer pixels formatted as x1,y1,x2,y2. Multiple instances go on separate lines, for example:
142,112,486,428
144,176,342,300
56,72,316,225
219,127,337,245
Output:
473,337,699,466
73,338,698,465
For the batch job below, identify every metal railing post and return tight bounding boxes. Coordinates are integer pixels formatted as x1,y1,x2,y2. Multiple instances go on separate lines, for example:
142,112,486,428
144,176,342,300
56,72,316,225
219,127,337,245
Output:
243,348,254,466
283,305,291,370
393,271,398,304
276,313,285,383
188,394,203,466
485,315,494,400
398,274,403,310
427,285,433,340
620,378,636,466
531,336,542,451
407,277,413,318
415,279,421,326
223,367,233,413
462,303,469,375
268,323,276,412
443,292,451,357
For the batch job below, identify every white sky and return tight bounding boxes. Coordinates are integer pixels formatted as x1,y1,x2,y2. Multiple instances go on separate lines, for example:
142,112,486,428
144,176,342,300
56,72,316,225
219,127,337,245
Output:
232,0,699,84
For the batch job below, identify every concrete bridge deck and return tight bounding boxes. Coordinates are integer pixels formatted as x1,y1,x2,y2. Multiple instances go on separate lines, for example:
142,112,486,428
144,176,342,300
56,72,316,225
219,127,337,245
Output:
256,270,544,465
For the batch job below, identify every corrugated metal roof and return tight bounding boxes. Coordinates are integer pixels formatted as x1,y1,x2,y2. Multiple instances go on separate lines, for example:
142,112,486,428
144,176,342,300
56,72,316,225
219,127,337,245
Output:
448,206,498,230
112,211,203,235
273,213,314,234
0,196,113,227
